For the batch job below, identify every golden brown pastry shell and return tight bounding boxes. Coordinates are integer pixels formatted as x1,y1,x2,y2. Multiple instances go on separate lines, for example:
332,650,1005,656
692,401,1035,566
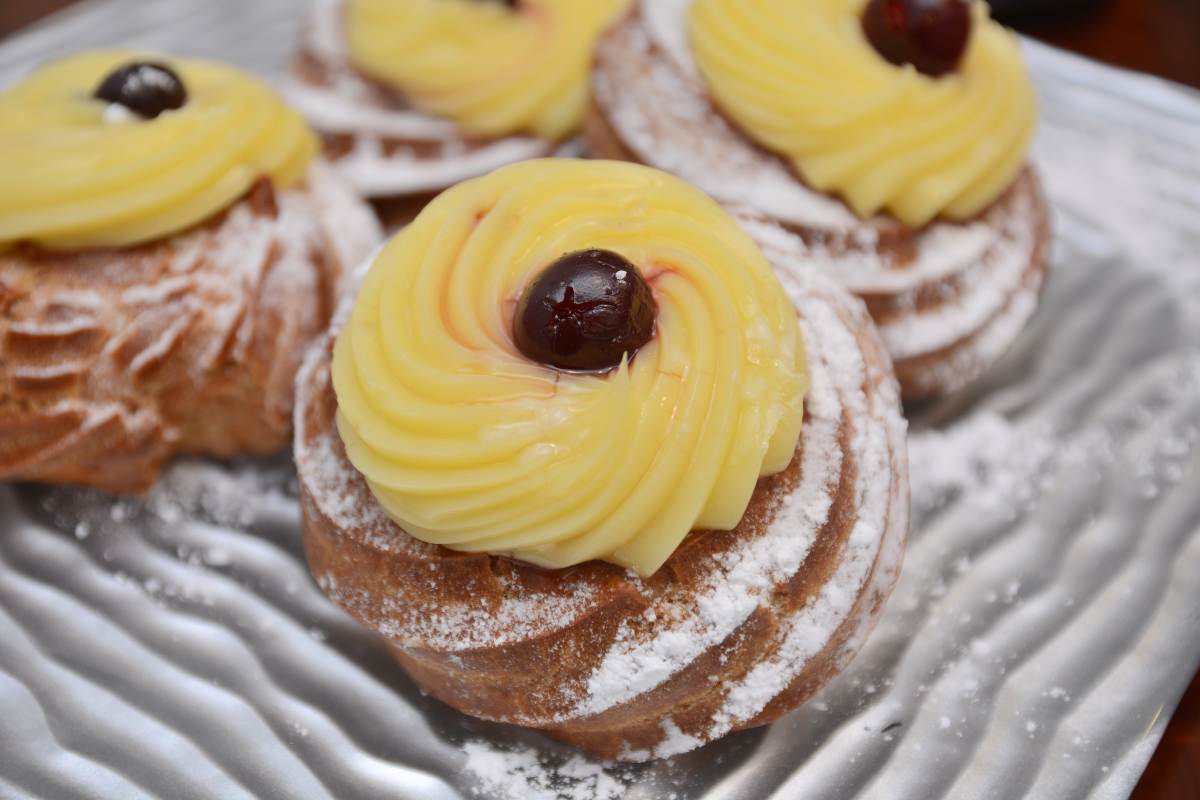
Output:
296,261,909,761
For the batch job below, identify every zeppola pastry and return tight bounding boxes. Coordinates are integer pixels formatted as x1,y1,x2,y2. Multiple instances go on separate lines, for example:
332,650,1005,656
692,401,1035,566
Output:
588,0,1052,399
296,159,909,760
286,0,630,202
0,51,381,493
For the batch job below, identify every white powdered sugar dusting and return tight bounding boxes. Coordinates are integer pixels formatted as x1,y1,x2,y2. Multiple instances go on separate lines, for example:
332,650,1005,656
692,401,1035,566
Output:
641,0,697,76
381,581,597,651
146,458,295,529
282,77,459,138
293,324,394,539
703,287,907,739
299,401,606,649
175,161,375,381
739,193,1043,376
165,161,373,371
303,415,391,534
741,216,1002,298
575,400,842,717
912,272,1042,393
463,742,628,800
305,160,386,284
9,363,87,381
6,313,100,338
908,413,1057,515
335,135,552,198
648,719,705,760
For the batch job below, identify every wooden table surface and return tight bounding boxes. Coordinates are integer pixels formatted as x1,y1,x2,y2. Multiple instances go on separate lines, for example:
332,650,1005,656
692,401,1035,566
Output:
1,1,1198,798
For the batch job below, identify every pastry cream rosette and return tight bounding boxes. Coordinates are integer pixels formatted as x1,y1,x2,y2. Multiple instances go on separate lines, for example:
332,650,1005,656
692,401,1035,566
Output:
0,50,317,250
345,0,631,141
332,159,807,576
689,0,1036,226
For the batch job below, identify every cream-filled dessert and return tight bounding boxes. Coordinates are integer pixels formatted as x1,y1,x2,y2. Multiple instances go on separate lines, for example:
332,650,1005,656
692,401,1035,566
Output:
588,0,1051,399
296,158,909,759
0,51,381,492
286,0,630,201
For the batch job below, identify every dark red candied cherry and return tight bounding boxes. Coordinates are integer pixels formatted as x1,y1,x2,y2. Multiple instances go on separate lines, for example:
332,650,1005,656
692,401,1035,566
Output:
862,0,972,78
514,249,657,372
94,61,187,119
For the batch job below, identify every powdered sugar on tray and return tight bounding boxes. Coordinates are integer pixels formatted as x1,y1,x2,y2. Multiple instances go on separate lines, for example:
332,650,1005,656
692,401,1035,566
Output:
463,742,629,800
908,413,1057,515
148,458,296,528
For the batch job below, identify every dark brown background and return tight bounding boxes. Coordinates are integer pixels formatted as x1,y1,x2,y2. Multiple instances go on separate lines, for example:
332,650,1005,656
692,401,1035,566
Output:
2,1,1198,797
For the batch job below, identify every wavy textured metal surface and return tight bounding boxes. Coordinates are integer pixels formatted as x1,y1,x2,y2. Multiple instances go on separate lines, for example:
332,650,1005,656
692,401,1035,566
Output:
2,2,1199,798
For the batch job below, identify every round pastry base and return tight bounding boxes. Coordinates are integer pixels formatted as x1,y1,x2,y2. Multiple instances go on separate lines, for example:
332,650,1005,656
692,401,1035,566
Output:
295,259,909,761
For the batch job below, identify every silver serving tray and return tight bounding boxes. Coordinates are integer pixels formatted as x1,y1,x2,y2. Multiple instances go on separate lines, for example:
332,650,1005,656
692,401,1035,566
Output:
2,2,1199,798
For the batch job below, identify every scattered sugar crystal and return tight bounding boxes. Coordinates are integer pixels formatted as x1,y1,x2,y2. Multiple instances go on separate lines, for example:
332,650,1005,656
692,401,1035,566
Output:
462,742,626,800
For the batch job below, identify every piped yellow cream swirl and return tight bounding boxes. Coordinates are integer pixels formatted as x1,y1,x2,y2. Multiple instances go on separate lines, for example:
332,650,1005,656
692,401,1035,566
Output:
332,159,807,576
346,0,631,141
689,0,1037,227
0,50,316,250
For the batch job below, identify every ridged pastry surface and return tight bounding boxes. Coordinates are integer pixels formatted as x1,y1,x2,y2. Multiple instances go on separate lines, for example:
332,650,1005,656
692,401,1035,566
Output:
0,163,381,493
303,251,908,759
